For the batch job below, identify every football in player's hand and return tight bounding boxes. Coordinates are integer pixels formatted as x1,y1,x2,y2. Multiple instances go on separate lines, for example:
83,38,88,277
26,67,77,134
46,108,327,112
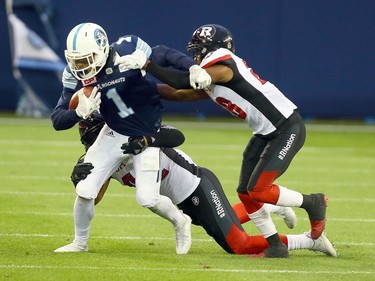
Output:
69,86,95,110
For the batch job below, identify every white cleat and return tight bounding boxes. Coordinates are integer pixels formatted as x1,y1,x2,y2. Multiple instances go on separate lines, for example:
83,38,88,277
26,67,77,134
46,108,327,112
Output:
54,241,88,253
175,214,192,255
308,231,338,257
275,207,297,229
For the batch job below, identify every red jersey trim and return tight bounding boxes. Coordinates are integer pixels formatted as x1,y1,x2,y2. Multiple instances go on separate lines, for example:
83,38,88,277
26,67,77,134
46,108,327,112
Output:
202,54,232,68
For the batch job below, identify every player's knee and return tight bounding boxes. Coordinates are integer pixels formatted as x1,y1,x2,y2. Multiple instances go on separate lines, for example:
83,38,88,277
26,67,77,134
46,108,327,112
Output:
136,193,160,208
76,181,99,200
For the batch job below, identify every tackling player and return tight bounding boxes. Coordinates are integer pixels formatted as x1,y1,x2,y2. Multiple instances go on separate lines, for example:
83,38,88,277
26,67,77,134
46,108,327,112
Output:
119,24,330,258
68,115,337,257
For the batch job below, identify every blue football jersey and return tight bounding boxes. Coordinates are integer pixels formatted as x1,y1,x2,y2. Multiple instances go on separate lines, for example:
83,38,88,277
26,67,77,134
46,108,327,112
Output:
53,35,162,136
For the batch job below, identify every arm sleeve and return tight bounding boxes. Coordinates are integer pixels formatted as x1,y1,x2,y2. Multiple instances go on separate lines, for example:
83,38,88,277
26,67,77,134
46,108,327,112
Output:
150,45,195,71
51,67,82,130
146,61,191,89
50,89,81,130
114,35,152,57
149,125,185,147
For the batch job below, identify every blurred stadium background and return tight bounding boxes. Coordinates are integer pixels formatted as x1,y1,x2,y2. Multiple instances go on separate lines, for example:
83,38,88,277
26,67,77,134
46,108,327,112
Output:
0,0,374,121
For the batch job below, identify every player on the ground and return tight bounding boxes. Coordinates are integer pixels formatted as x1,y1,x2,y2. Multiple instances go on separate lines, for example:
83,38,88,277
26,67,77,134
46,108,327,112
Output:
119,24,329,258
69,116,337,257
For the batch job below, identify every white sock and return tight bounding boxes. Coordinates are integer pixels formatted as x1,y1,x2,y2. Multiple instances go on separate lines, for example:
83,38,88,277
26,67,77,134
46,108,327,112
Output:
73,196,94,246
276,186,303,207
248,205,277,238
148,195,185,228
286,233,313,250
263,203,281,213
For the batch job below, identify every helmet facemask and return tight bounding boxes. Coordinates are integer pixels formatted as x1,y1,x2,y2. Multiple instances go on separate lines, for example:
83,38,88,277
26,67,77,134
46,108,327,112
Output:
65,51,106,80
187,39,208,64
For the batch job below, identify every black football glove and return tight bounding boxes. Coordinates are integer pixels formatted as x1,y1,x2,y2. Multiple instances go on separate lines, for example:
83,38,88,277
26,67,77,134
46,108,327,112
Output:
121,136,151,155
71,162,94,187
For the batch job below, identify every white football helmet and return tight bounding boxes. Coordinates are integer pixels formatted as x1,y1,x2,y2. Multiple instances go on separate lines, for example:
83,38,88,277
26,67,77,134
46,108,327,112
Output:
65,23,109,80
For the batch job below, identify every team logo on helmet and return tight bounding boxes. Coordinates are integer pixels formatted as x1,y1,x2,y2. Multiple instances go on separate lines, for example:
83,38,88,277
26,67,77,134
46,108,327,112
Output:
195,26,216,42
94,29,107,49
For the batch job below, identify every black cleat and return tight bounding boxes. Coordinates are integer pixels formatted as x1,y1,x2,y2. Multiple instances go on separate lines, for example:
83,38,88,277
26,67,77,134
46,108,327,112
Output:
250,243,289,258
305,193,328,239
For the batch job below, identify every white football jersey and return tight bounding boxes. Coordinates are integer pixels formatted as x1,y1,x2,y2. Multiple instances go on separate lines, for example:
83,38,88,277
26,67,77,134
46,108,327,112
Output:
110,148,200,204
201,48,297,135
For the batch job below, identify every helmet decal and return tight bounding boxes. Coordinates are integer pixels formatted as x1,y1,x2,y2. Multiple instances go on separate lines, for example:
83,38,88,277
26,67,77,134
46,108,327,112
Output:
196,26,217,41
94,28,108,49
72,23,86,50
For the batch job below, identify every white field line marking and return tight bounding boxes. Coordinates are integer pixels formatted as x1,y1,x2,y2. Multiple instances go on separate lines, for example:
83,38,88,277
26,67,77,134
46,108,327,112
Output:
0,233,209,242
2,117,374,132
0,264,373,275
0,161,73,167
0,233,374,247
0,140,78,147
0,190,374,203
0,140,373,153
0,210,374,223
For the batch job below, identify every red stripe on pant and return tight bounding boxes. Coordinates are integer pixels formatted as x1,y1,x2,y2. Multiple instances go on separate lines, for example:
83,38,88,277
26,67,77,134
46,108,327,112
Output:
249,170,280,205
232,202,250,224
226,223,288,254
238,192,264,214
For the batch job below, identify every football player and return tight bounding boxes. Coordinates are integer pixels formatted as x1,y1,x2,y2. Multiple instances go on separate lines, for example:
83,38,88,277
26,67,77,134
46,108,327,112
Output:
119,24,330,258
69,116,337,257
51,22,209,254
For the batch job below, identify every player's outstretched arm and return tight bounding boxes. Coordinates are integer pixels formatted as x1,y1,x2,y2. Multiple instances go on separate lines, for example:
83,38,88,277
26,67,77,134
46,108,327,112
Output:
157,84,209,101
121,125,185,155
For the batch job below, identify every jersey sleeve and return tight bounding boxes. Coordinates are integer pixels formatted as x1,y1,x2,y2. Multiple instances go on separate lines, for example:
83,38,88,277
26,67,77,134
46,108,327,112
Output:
148,125,185,147
150,45,195,71
51,67,81,130
113,35,152,57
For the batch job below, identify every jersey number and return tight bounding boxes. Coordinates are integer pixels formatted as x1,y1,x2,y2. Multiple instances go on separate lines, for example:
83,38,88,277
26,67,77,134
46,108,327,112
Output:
250,69,267,85
106,88,134,118
215,97,247,120
243,60,267,85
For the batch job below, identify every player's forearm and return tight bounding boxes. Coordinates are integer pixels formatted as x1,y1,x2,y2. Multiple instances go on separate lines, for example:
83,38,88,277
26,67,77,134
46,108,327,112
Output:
146,61,191,89
51,107,80,130
150,45,195,71
157,84,209,101
151,126,185,148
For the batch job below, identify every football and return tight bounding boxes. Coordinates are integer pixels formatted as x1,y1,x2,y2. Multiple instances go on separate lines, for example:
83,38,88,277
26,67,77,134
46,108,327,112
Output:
69,86,95,110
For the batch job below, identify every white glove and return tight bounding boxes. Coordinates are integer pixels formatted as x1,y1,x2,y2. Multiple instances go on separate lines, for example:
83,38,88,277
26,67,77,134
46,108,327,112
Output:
75,87,101,119
117,49,147,70
189,65,212,89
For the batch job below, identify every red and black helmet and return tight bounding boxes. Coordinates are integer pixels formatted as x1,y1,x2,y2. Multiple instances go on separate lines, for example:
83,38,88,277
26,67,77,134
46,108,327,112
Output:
78,111,105,151
187,24,235,61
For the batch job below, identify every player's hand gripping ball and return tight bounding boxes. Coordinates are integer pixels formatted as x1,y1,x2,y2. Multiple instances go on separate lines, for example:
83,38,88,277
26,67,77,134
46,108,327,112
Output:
70,86,101,119
69,86,95,110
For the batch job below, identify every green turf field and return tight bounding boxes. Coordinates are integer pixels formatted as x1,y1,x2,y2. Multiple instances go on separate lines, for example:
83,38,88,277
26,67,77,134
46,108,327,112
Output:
0,116,374,281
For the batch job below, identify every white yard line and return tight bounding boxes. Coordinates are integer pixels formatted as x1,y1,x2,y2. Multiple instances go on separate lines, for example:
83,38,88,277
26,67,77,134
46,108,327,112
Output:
0,233,373,247
0,264,373,276
1,190,374,203
0,210,374,223
1,117,375,132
